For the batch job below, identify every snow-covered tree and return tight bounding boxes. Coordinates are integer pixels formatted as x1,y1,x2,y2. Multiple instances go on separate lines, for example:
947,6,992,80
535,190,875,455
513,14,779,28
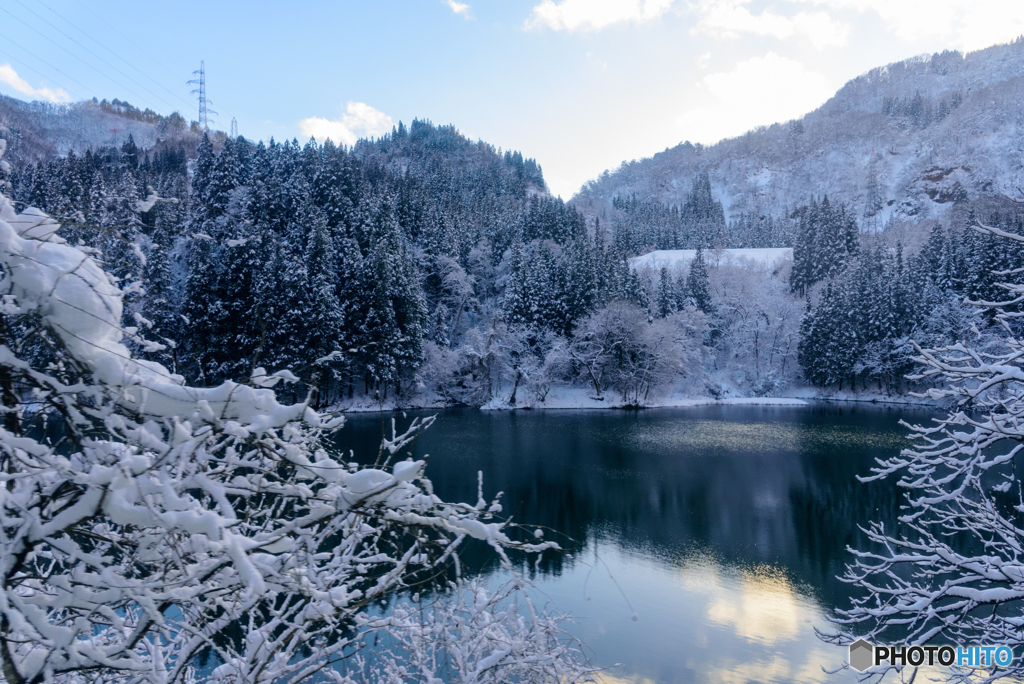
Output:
569,300,701,404
686,248,713,315
790,196,859,296
823,215,1024,681
798,280,859,389
710,261,801,394
302,203,344,405
0,141,589,684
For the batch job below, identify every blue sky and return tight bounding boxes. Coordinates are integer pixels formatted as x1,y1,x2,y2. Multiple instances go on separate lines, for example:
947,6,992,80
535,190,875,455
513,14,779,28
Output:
1,0,1022,198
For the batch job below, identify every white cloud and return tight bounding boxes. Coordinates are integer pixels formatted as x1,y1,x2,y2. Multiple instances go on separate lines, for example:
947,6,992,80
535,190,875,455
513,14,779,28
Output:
445,0,472,18
526,0,675,32
0,64,70,103
675,52,834,144
792,0,1024,51
690,0,1024,52
298,101,394,146
692,1,849,49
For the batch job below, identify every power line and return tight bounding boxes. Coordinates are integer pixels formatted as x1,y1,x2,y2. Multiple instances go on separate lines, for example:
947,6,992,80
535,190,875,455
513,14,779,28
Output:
32,0,194,112
0,5,158,109
0,32,92,100
67,0,186,90
8,0,180,113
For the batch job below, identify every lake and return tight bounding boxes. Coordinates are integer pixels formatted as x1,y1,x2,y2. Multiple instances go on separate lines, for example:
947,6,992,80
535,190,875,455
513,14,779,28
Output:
335,404,939,683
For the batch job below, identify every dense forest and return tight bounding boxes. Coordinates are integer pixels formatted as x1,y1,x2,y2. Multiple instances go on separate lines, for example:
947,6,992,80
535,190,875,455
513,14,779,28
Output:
6,120,1024,406
7,122,655,405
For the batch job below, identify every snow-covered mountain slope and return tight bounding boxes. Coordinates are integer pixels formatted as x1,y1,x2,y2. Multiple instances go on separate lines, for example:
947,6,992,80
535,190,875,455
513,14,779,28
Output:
0,95,203,162
574,38,1024,227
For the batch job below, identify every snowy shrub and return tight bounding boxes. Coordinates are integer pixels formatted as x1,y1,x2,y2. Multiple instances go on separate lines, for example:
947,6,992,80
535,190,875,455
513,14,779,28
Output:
704,381,725,400
0,142,590,684
416,340,464,403
571,301,688,405
417,328,506,407
524,338,573,404
749,369,781,397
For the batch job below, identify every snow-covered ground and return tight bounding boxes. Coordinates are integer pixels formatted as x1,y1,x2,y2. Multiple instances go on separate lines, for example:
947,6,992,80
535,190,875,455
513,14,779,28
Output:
786,385,941,407
332,393,448,413
629,248,793,272
481,387,807,410
328,387,808,413
328,386,945,413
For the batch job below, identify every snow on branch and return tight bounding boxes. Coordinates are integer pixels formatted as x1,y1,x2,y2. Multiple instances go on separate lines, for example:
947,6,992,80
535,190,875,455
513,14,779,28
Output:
824,220,1024,683
0,139,591,684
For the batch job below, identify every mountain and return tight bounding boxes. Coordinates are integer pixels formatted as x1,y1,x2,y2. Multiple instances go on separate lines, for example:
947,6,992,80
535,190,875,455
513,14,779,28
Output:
0,95,206,163
573,38,1024,229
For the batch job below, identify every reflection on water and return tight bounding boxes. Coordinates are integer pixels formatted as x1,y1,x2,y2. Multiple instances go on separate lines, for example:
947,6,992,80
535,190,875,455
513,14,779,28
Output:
628,418,911,454
531,542,839,683
703,565,804,645
336,404,939,683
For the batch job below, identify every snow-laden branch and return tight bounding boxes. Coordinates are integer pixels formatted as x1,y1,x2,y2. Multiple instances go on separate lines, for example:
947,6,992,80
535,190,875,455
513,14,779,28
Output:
825,221,1024,683
0,141,591,684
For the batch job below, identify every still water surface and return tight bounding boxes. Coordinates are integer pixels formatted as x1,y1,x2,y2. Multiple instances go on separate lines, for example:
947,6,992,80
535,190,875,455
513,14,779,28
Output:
336,404,937,683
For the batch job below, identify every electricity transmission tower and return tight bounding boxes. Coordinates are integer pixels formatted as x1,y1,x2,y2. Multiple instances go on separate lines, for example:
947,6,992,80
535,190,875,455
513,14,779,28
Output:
187,61,217,131
230,117,238,138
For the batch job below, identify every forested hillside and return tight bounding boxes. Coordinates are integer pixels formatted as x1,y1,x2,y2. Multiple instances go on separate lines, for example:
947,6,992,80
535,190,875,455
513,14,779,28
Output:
8,112,1024,406
7,121,699,406
0,94,202,163
7,32,1024,407
575,38,1024,230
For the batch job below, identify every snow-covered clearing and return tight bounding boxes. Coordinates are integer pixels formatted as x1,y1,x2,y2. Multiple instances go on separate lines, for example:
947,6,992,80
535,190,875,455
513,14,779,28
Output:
630,247,793,272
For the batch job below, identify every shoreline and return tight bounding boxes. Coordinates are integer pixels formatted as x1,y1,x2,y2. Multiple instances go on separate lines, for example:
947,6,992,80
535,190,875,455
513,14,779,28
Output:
329,388,939,414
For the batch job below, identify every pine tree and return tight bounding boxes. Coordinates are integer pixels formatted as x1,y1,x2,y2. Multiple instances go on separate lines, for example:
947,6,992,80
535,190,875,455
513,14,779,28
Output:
180,235,220,383
139,239,178,359
102,169,145,285
192,134,216,212
313,140,357,232
303,203,343,405
798,281,859,389
561,234,597,330
336,231,366,397
503,239,530,329
657,267,676,317
258,235,310,389
361,198,426,397
211,221,264,382
790,196,860,294
682,172,727,248
863,152,883,224
687,248,713,314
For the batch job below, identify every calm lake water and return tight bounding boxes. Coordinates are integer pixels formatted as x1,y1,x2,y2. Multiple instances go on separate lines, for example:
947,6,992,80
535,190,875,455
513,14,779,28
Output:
336,404,939,684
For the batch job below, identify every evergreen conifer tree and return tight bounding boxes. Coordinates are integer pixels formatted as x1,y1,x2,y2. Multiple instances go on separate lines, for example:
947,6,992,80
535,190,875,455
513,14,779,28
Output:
687,248,713,314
